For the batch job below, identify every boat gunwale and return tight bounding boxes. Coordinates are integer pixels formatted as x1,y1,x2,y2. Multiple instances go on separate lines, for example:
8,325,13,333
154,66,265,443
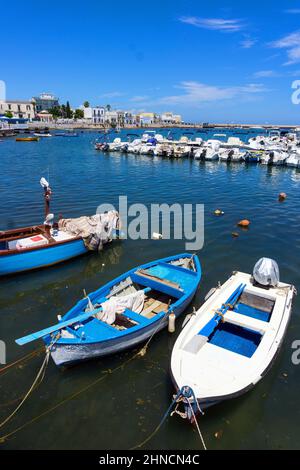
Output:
0,224,82,256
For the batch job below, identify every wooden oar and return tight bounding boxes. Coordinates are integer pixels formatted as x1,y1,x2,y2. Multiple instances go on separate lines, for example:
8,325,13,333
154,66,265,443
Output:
15,308,103,346
15,287,152,346
199,283,246,338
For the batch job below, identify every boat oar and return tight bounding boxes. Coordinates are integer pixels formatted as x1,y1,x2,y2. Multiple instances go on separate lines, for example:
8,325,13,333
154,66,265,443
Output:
16,287,152,346
199,283,246,338
15,309,103,346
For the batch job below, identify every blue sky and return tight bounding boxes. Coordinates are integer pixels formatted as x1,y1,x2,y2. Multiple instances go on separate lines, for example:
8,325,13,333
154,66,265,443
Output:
2,0,300,124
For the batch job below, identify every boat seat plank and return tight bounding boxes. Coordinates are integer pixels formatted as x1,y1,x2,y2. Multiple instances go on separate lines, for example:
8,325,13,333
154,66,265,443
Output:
225,310,269,333
141,300,163,318
122,308,150,324
136,269,181,289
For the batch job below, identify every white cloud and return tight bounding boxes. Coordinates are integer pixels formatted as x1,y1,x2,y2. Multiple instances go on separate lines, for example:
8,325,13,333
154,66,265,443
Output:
130,95,149,102
157,81,268,106
99,91,125,98
285,9,300,14
240,38,257,48
253,70,278,78
179,16,244,32
270,31,300,65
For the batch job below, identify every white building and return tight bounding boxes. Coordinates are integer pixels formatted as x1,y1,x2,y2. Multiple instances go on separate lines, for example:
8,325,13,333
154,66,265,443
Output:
83,106,106,124
0,100,35,120
160,112,182,124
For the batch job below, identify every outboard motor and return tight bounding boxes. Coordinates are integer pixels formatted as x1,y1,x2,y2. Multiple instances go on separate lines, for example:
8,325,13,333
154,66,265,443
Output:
253,258,280,287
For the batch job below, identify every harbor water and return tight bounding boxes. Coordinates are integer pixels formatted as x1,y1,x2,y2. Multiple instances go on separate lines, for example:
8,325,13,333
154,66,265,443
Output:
0,128,299,449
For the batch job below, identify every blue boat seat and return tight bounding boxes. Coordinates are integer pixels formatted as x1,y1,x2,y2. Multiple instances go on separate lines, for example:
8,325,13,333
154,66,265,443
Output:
123,308,149,324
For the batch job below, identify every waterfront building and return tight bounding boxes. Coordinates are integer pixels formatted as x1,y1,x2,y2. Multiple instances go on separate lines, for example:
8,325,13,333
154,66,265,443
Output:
0,99,35,120
160,112,182,124
105,110,118,126
36,110,53,123
139,112,156,125
83,106,106,124
32,93,59,112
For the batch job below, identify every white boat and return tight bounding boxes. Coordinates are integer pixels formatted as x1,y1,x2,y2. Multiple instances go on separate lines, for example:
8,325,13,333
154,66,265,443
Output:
193,148,205,160
286,153,300,168
171,258,295,417
260,151,272,165
139,143,155,155
203,147,219,161
218,148,245,162
269,150,288,166
173,145,190,158
127,139,142,154
229,148,246,162
153,143,173,157
33,133,52,137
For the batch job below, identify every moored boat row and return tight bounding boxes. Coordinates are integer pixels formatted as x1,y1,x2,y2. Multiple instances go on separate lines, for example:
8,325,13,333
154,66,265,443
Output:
95,131,300,168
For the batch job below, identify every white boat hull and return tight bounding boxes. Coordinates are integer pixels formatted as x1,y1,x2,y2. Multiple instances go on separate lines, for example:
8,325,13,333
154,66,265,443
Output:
171,271,295,413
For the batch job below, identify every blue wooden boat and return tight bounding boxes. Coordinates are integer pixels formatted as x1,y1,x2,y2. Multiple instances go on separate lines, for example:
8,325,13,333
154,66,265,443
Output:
0,225,88,276
0,178,119,276
16,253,201,367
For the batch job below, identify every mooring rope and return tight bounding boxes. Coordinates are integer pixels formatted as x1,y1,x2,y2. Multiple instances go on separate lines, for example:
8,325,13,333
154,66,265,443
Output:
0,350,50,432
137,310,170,357
0,347,44,377
131,387,207,450
0,342,148,444
130,389,182,450
187,400,207,450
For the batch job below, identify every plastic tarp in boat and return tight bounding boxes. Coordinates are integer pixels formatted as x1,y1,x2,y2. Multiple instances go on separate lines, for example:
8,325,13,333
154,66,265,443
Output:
253,257,280,287
95,290,145,325
58,211,120,251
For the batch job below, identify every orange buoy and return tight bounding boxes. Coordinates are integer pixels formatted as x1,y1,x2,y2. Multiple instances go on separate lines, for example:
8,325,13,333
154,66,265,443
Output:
278,192,287,201
237,219,250,227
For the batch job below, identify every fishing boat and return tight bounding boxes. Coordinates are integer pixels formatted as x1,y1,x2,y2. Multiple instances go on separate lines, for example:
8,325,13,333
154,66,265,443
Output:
33,132,52,137
171,258,295,419
16,137,39,142
0,178,120,276
16,253,201,366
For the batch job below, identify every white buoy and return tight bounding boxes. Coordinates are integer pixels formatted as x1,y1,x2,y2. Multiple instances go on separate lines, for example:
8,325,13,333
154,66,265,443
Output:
152,232,163,240
168,313,176,333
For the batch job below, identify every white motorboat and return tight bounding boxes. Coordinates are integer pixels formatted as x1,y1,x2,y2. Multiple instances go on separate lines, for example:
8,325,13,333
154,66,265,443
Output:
127,139,142,154
286,153,300,168
171,258,295,418
139,143,155,155
193,148,205,160
173,145,190,158
229,148,246,163
269,150,288,166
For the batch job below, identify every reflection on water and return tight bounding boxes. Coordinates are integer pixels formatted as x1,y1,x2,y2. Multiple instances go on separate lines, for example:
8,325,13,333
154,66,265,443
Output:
0,129,300,449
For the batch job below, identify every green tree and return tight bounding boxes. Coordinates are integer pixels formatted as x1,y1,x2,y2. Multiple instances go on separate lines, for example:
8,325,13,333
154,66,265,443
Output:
4,111,13,118
74,109,84,119
66,101,73,119
49,106,62,119
83,101,90,108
